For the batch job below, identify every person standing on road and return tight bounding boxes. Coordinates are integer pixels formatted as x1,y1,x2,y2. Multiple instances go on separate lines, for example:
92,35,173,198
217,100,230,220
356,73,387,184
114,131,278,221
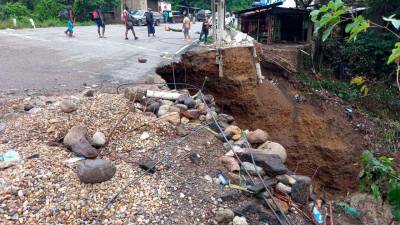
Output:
163,10,169,23
93,5,106,38
182,14,191,41
146,8,155,37
199,16,210,43
122,6,138,40
64,7,74,37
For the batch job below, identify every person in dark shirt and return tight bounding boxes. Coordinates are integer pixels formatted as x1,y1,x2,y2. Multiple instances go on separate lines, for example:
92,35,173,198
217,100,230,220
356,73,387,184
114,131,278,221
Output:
93,5,106,38
199,16,210,43
146,8,155,37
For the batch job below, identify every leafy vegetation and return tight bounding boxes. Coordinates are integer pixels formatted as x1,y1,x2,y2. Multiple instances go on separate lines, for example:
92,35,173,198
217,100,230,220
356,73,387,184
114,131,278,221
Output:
169,0,252,12
359,151,400,221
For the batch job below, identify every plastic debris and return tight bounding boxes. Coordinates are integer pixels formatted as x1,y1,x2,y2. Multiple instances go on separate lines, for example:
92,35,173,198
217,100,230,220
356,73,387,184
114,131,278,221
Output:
3,149,21,162
63,156,85,164
312,206,324,224
337,202,360,217
218,173,229,186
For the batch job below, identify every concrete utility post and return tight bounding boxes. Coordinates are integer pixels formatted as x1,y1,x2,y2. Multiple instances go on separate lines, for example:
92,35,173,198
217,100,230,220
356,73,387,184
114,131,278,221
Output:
212,0,217,41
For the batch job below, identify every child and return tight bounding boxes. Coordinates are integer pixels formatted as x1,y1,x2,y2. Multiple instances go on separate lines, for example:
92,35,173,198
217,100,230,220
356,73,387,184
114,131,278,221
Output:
65,18,74,37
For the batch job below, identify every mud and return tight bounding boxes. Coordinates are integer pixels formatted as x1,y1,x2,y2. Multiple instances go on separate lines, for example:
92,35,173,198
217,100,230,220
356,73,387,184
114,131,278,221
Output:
157,47,365,194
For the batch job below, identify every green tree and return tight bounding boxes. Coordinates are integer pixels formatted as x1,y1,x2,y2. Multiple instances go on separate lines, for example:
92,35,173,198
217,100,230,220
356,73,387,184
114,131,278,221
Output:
35,0,63,20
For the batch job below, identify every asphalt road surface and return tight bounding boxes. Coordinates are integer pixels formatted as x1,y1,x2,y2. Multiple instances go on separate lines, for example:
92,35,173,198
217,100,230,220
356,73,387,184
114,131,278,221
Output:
0,23,201,95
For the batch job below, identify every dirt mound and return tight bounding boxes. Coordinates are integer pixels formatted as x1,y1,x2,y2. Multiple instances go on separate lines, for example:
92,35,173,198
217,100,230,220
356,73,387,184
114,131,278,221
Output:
158,47,365,194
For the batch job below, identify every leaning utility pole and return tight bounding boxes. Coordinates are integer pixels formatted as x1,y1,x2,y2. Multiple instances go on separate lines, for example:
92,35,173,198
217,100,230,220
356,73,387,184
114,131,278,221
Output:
212,0,217,41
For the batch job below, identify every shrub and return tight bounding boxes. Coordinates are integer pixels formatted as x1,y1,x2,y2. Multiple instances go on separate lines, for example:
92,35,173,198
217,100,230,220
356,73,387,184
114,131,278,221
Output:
0,2,33,20
34,0,63,20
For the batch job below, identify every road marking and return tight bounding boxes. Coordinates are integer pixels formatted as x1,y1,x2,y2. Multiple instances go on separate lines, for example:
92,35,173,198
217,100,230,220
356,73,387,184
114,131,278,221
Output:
0,30,49,42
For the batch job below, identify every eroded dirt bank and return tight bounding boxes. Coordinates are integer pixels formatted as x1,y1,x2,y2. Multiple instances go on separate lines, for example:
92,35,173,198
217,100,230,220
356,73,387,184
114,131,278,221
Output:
157,47,366,194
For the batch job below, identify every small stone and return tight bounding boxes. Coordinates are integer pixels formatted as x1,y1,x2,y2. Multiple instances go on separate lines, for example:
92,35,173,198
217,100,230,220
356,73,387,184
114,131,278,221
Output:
220,190,242,202
60,100,77,113
199,115,206,121
138,58,147,63
157,105,170,117
189,153,200,164
139,158,156,174
160,112,180,126
181,117,189,124
237,152,287,176
224,125,242,137
276,175,296,186
65,203,71,211
140,132,150,140
179,193,185,198
124,87,146,102
276,182,292,194
219,156,240,172
241,162,265,176
232,134,242,141
92,131,106,148
64,125,98,158
82,89,95,97
233,216,248,225
186,109,201,119
291,175,312,184
176,126,189,137
247,129,269,144
23,103,34,111
197,103,208,114
266,197,289,213
77,159,116,183
204,175,213,182
28,108,41,114
146,102,160,114
175,104,188,110
17,190,24,198
218,113,235,124
206,111,217,122
215,208,235,223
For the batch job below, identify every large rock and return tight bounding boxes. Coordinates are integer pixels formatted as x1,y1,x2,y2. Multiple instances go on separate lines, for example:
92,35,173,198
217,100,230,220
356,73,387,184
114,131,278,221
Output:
60,100,77,113
291,175,312,184
160,112,180,126
257,141,287,163
247,129,269,145
276,175,296,186
219,156,240,172
157,104,170,117
77,159,116,183
350,193,393,225
215,208,235,223
82,89,95,97
146,102,160,114
240,162,265,176
63,125,98,158
218,113,235,124
237,152,287,176
291,179,310,205
196,103,208,114
124,87,146,102
92,131,106,148
187,109,201,119
183,96,196,108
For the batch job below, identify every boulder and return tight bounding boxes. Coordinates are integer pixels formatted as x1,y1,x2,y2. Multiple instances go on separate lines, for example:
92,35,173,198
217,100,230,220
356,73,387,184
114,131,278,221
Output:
206,111,217,122
224,125,242,137
276,182,292,194
257,141,287,163
219,156,240,172
247,129,269,145
160,112,180,126
186,109,201,119
237,152,287,176
124,87,146,102
168,105,181,113
183,96,196,108
291,175,312,184
24,103,34,111
176,126,189,137
181,117,189,124
240,162,265,176
215,208,235,223
233,216,248,225
291,179,310,205
157,104,170,117
196,103,208,114
218,113,235,124
60,100,77,113
91,131,106,148
146,102,160,114
176,94,188,104
63,125,98,158
77,159,116,183
161,100,174,106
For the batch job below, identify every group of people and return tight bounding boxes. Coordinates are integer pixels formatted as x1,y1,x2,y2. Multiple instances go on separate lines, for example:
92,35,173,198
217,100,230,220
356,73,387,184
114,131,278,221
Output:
64,6,211,44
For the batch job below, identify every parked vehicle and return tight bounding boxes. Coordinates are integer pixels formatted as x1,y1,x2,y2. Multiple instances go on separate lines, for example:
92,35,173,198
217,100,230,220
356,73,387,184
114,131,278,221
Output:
171,11,184,23
131,10,162,26
196,9,212,22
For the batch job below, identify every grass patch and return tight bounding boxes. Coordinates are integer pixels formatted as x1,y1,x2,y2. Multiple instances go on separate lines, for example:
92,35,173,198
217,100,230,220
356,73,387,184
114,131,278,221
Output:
0,18,95,29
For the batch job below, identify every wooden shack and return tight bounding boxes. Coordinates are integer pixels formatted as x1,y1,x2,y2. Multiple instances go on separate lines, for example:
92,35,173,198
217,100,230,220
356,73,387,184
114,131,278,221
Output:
236,5,313,44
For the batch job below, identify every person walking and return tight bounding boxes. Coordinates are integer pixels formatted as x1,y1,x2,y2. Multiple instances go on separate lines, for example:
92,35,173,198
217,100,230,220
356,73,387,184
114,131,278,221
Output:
146,8,155,37
163,10,169,23
64,7,74,37
182,13,191,41
92,5,106,38
199,16,210,43
122,6,138,40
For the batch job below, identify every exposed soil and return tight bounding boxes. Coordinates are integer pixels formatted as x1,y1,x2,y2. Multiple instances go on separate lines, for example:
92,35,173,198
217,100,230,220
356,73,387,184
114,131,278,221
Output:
157,47,372,195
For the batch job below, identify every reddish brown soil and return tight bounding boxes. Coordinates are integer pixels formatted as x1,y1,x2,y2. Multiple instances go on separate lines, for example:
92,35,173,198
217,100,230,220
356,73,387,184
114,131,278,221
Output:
157,47,366,194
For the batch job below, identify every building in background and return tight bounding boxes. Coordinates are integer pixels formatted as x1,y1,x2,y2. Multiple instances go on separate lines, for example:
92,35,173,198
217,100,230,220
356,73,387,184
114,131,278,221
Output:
122,0,166,12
